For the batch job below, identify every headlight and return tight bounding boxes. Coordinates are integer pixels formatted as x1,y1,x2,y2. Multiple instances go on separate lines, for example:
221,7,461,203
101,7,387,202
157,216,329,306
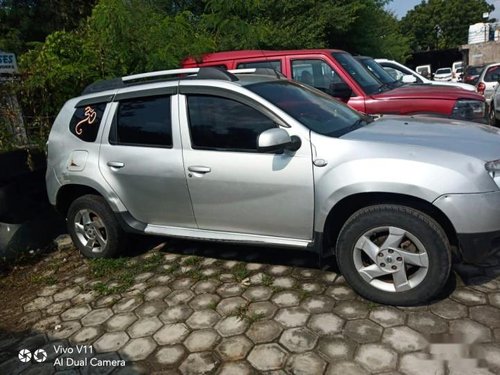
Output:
451,99,486,123
485,159,500,188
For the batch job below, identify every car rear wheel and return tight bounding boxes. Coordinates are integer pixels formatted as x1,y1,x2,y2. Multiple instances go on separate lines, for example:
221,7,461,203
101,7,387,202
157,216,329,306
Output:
336,204,451,306
67,195,126,258
489,103,499,127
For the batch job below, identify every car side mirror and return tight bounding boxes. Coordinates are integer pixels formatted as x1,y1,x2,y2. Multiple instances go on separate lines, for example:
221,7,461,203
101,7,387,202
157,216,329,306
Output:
328,82,353,102
257,128,300,153
402,74,417,83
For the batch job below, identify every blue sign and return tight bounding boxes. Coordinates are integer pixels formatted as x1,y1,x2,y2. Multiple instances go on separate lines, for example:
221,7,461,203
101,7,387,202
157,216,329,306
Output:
0,52,18,74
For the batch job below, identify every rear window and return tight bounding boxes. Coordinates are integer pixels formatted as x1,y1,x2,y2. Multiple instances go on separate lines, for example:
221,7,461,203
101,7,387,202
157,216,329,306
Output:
436,68,451,74
69,103,107,142
485,66,500,82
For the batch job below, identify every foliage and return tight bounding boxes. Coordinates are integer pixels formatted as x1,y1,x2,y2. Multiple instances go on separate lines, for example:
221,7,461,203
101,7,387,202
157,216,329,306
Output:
400,0,494,51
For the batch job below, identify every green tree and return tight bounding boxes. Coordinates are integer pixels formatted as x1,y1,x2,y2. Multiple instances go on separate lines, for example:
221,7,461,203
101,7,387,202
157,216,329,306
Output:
400,0,494,51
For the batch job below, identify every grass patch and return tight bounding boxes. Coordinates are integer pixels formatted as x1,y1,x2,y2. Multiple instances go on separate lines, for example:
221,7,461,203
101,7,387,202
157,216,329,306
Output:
182,256,203,266
30,274,58,285
261,274,274,287
89,258,128,277
298,289,313,302
232,263,249,282
207,301,218,310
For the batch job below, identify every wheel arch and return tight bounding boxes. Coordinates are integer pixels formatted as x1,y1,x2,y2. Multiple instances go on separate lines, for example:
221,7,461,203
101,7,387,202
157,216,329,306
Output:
56,184,103,215
323,192,458,254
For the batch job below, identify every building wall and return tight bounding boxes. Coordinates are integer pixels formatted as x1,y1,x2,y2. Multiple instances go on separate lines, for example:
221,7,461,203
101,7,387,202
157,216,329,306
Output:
461,41,500,66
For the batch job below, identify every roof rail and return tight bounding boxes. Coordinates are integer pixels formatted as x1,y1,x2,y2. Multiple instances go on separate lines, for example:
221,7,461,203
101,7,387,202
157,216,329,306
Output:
122,68,200,82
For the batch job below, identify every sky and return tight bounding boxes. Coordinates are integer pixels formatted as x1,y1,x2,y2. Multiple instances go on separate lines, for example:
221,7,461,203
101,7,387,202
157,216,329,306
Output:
386,0,500,20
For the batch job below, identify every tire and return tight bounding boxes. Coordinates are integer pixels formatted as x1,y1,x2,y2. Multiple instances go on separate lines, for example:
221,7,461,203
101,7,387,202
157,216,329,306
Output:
335,204,451,306
489,103,499,127
67,194,126,258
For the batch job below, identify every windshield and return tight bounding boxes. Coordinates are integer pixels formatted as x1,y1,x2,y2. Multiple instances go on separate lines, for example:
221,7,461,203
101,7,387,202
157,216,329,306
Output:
246,80,365,137
331,52,383,95
436,68,451,74
357,58,404,88
466,66,484,75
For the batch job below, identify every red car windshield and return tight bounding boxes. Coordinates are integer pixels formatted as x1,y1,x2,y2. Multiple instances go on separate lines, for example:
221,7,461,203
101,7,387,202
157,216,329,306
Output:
332,52,384,95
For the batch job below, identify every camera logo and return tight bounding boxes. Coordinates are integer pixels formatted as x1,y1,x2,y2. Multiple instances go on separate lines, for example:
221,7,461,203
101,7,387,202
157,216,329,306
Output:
18,349,31,363
18,348,47,363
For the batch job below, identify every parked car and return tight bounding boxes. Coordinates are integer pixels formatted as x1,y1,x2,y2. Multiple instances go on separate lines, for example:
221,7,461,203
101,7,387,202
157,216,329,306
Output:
182,50,486,123
463,65,485,85
376,59,476,91
455,67,464,82
433,67,453,82
47,67,500,305
354,56,404,89
487,82,500,126
476,63,500,104
452,61,463,82
416,65,432,79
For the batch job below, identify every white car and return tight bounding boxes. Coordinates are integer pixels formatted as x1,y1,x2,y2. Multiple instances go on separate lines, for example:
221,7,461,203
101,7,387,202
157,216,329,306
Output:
433,67,453,82
476,63,500,105
376,59,476,92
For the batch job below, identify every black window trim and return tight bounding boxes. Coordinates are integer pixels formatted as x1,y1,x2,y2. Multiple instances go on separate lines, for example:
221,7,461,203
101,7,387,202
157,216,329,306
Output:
236,59,282,72
109,94,174,149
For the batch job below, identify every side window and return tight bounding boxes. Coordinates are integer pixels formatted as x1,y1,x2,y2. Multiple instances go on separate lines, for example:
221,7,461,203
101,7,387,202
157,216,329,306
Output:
69,103,107,142
110,95,172,148
383,66,404,81
187,95,276,152
485,66,500,82
291,59,346,94
237,60,282,72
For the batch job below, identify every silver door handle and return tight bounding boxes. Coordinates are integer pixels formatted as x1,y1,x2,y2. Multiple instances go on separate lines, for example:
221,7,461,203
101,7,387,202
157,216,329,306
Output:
107,161,125,168
188,166,211,174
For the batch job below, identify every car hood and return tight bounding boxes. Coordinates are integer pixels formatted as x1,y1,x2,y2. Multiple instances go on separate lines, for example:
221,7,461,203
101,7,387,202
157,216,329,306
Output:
372,84,483,100
423,81,476,92
341,115,500,161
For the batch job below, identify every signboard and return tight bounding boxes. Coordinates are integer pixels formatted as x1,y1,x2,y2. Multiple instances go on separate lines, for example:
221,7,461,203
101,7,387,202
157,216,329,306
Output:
0,52,18,74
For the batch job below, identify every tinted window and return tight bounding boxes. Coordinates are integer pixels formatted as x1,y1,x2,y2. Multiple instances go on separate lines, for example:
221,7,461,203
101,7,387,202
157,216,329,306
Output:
112,96,172,147
485,65,500,82
187,95,276,152
237,60,282,72
331,52,382,94
69,103,107,142
291,59,346,94
247,81,363,138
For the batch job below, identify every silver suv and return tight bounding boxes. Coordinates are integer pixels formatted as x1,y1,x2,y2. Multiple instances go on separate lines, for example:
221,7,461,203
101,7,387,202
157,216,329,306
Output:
46,67,500,305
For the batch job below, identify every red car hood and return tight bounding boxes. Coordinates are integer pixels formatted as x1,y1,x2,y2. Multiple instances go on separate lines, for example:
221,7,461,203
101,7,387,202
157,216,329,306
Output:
373,85,483,101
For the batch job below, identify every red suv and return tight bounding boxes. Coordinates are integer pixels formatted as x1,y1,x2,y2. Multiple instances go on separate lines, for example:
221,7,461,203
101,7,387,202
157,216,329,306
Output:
183,49,486,123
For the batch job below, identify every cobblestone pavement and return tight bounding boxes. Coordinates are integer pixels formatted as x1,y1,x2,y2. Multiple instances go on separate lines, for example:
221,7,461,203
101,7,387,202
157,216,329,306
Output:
1,236,499,374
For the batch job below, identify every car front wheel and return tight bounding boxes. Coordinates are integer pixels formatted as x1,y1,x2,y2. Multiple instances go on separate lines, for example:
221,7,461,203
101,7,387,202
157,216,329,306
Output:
336,204,451,306
67,195,126,258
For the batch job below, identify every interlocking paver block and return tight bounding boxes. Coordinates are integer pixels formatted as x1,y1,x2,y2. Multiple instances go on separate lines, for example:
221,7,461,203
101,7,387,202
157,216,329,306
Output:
301,295,335,314
186,309,221,329
120,337,157,361
451,288,488,305
49,321,82,340
326,361,369,375
326,285,357,300
449,319,492,343
334,301,369,320
149,274,172,285
247,343,288,371
144,286,171,301
134,272,154,282
243,286,273,301
153,323,190,345
93,294,121,308
154,344,186,366
272,277,295,289
345,319,383,344
189,293,220,310
246,320,282,343
216,335,253,361
33,315,61,331
216,296,247,316
180,352,220,375
279,327,318,353
71,290,98,305
407,311,448,335
135,300,168,317
105,313,137,332
127,317,162,338
268,265,290,275
71,326,101,344
217,283,244,298
165,290,195,306
470,306,500,328
37,285,58,297
159,305,193,323
184,329,220,352
399,353,445,375
369,306,406,327
24,296,53,312
46,301,71,316
318,337,356,361
112,296,143,313
247,301,277,319
217,361,254,375
53,286,81,302
275,307,310,328
272,291,301,307
171,278,195,290
301,282,324,294
193,280,220,294
94,331,129,353
215,316,250,337
471,343,500,373
286,352,327,375
355,343,398,373
81,308,113,326
430,299,468,319
308,313,344,335
382,326,428,353
61,304,91,321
